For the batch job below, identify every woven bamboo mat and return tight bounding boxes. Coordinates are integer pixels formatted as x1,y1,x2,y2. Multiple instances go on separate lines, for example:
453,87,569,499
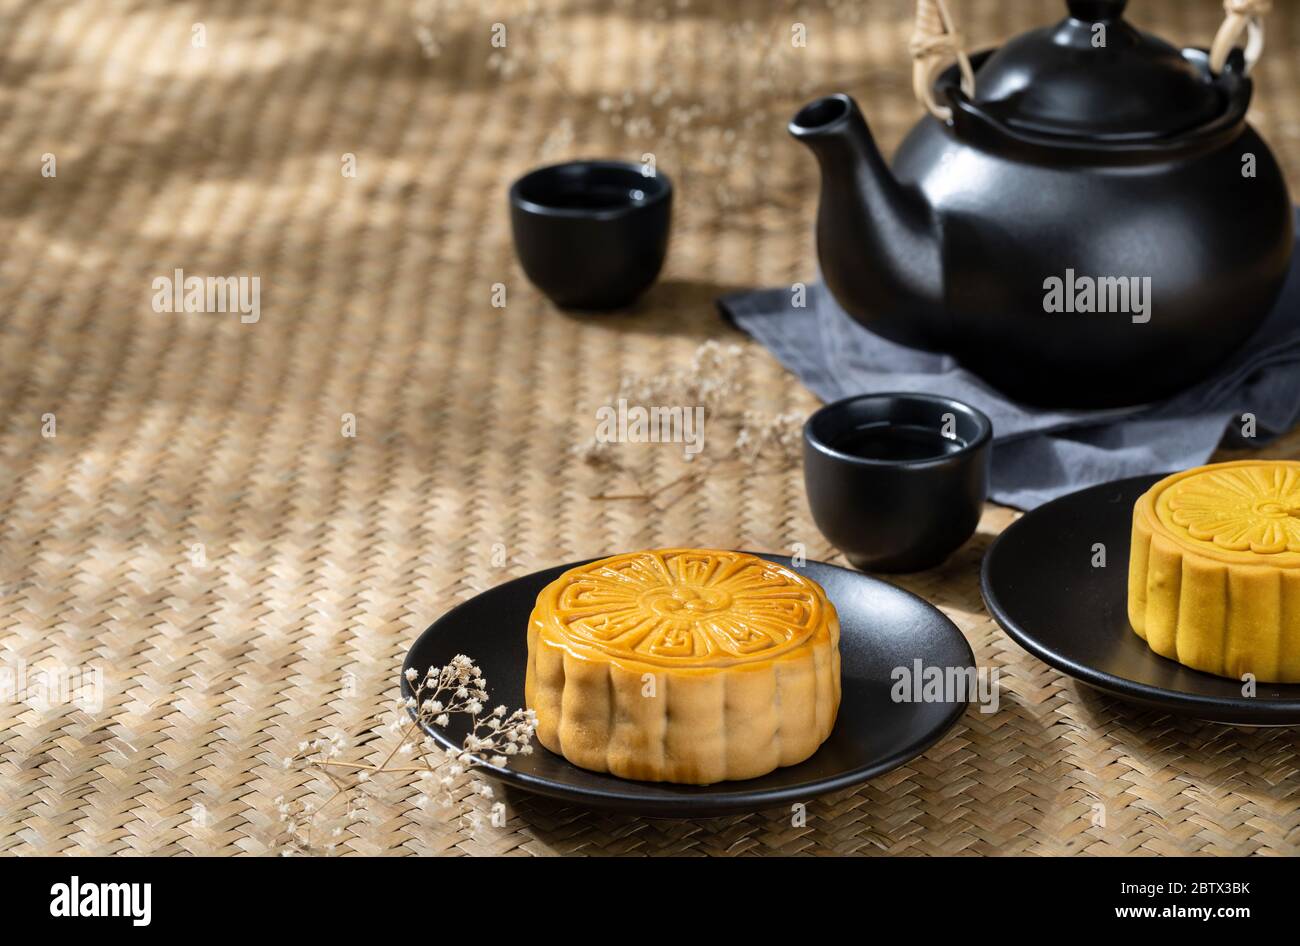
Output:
2,0,1299,856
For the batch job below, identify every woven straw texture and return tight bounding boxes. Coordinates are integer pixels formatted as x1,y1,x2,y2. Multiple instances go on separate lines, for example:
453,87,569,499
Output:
2,0,1299,856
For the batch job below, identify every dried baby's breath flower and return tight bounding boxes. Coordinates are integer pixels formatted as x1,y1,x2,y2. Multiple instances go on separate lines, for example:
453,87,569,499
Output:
736,410,804,464
583,340,807,500
276,653,536,856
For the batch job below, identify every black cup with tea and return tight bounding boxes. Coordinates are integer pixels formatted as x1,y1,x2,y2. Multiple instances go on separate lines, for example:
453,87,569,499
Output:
509,160,672,311
803,393,992,572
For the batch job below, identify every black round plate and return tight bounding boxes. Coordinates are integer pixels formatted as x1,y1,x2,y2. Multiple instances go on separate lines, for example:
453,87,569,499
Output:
402,554,973,816
982,475,1300,725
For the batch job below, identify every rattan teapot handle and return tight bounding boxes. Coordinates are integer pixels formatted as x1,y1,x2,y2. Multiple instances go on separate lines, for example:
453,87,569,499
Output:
1209,0,1271,75
910,0,974,123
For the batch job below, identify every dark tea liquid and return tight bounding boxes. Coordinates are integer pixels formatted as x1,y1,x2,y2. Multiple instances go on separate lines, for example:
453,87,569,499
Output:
831,423,965,461
547,185,647,210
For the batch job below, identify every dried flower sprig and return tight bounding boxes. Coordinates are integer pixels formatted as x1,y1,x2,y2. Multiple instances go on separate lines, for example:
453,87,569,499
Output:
735,409,804,465
578,340,805,501
616,339,747,419
275,654,536,855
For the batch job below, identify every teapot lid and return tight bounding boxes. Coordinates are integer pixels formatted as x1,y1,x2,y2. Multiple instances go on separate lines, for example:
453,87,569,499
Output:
970,0,1228,140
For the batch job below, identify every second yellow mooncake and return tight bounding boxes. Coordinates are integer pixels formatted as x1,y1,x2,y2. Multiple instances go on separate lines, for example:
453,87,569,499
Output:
1128,460,1300,683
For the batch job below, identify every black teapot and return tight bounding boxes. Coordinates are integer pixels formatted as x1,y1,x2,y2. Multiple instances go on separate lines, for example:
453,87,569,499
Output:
791,0,1292,408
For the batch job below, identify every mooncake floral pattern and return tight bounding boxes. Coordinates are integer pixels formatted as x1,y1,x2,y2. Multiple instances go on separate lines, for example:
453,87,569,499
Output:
551,550,823,662
1163,464,1300,554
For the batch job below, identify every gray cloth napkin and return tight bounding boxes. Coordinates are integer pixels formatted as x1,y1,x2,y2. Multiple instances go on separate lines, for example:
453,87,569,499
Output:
720,210,1300,510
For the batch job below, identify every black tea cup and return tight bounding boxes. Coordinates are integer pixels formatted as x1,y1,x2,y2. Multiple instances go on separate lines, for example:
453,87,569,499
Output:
803,393,992,572
509,160,672,311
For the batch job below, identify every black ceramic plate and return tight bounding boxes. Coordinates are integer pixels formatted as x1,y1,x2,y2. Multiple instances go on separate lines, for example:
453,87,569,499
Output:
401,554,973,816
982,475,1300,725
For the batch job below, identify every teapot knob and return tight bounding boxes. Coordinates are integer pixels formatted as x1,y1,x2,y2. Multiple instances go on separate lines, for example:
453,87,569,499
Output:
1067,0,1128,19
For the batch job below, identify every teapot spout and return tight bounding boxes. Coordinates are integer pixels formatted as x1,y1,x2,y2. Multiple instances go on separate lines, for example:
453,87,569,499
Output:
790,94,945,349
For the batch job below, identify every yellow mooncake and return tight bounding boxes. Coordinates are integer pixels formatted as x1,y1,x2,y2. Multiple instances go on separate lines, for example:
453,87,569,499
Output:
1128,460,1300,682
525,548,841,784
